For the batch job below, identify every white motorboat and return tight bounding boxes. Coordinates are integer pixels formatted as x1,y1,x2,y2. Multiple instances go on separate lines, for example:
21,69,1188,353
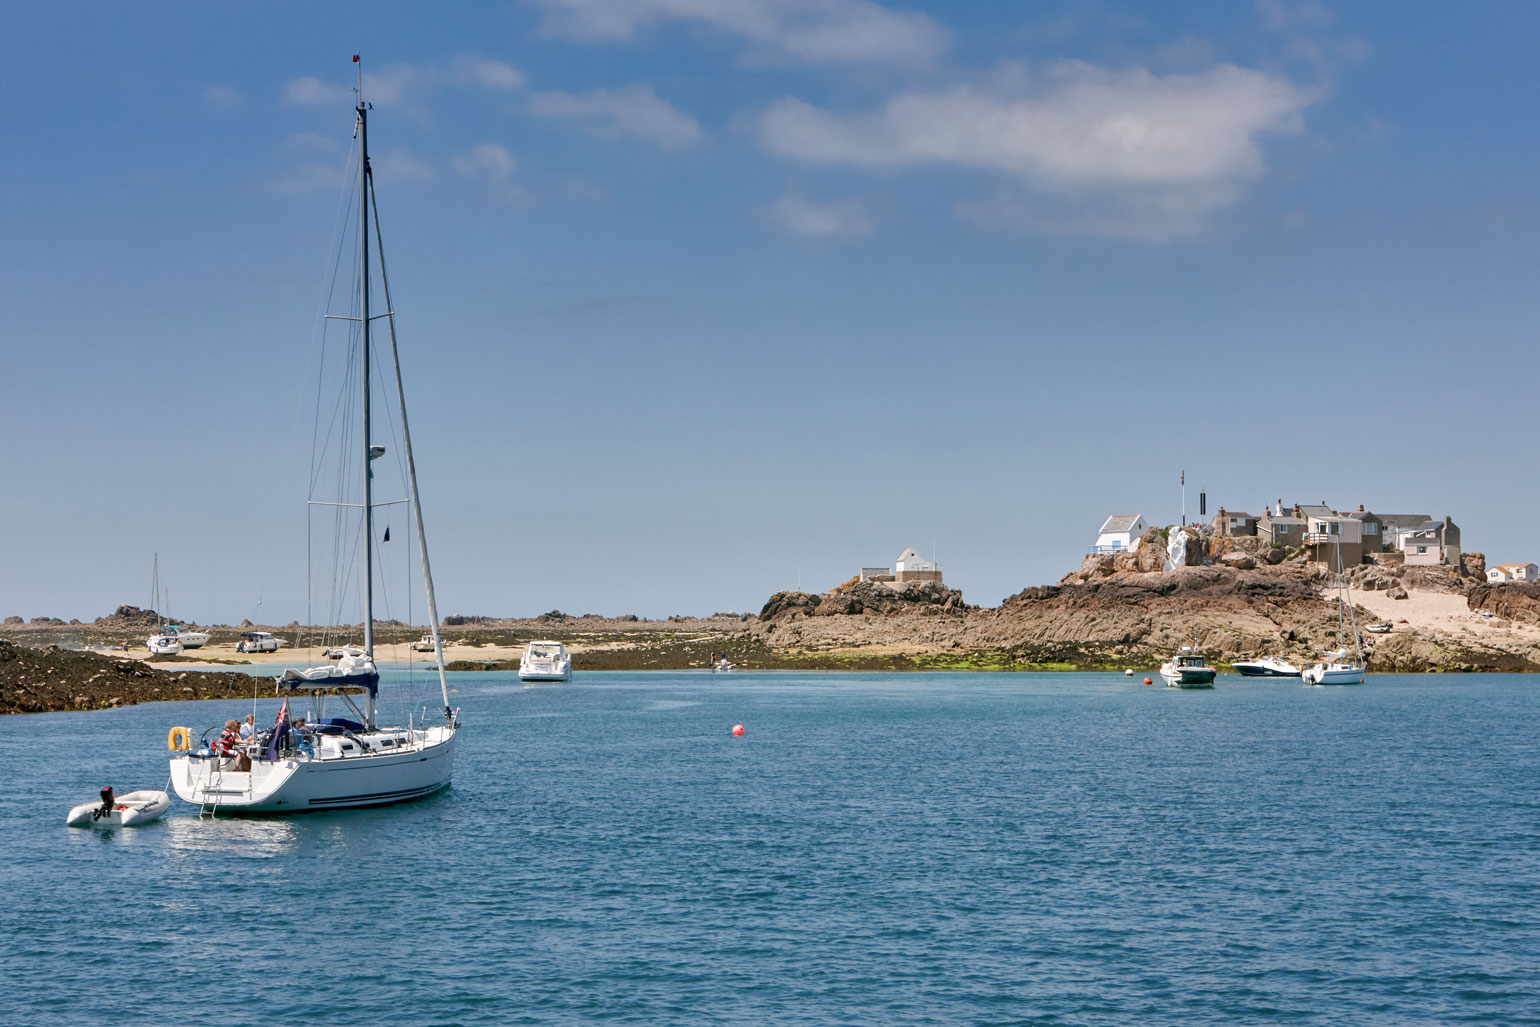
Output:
170,72,459,814
66,787,171,828
159,624,210,649
325,644,365,660
1159,648,1216,688
237,631,282,653
1304,536,1366,686
1232,656,1301,677
520,641,572,681
410,634,438,653
713,658,734,673
146,634,183,656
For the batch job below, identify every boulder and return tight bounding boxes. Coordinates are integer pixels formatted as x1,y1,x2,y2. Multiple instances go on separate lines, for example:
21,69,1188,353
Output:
1219,551,1256,570
1387,586,1409,600
1263,547,1286,565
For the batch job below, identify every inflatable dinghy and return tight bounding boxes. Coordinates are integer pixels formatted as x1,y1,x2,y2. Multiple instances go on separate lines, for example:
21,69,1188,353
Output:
66,787,171,828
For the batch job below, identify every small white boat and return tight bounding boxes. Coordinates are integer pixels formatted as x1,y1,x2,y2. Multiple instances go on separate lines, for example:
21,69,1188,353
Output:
1366,622,1393,634
1303,651,1365,686
66,788,171,828
146,634,183,656
519,641,571,682
713,658,734,673
325,644,366,661
1305,537,1366,686
160,624,210,649
237,631,282,653
1159,648,1216,688
410,635,438,653
1232,656,1301,677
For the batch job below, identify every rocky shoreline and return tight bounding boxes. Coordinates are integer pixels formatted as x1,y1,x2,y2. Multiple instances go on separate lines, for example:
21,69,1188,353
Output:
8,547,1540,714
0,639,270,715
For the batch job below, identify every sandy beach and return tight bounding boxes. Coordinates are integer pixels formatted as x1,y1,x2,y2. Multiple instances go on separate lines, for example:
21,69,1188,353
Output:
1350,587,1540,645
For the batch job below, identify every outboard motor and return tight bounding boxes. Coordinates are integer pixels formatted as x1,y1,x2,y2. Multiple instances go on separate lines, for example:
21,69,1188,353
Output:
92,786,115,821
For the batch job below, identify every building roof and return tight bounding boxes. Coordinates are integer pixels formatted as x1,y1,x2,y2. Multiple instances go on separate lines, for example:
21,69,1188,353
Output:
1099,514,1143,533
897,547,919,561
1217,510,1256,520
1295,504,1335,520
1494,562,1536,570
1263,512,1306,525
1343,510,1382,521
1378,513,1433,530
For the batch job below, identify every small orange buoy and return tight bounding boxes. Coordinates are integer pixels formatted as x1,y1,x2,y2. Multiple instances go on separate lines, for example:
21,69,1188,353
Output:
1143,677,1153,685
732,724,745,737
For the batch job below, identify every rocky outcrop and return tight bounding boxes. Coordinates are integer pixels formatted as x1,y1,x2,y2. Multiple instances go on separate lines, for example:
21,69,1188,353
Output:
91,605,164,630
759,580,969,622
1468,582,1540,626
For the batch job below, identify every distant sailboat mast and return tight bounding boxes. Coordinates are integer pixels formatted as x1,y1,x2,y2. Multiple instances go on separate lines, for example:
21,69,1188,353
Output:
358,75,375,665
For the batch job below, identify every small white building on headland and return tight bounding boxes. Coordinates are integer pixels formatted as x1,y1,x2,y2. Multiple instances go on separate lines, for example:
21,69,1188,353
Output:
1093,514,1147,553
861,548,943,585
1488,562,1539,583
895,548,943,584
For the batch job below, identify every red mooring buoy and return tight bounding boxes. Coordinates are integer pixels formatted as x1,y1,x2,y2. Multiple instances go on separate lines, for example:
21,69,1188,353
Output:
732,724,745,737
1143,677,1153,685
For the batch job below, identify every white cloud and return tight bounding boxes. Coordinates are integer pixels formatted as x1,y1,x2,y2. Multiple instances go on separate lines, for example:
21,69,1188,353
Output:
534,0,946,64
529,85,702,150
454,143,518,181
283,54,525,110
374,149,436,184
285,76,355,108
758,61,1320,239
769,195,874,239
203,85,244,110
451,55,526,91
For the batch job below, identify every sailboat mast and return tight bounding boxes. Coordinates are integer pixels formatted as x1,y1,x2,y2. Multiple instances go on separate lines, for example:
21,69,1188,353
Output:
358,92,374,658
368,187,454,717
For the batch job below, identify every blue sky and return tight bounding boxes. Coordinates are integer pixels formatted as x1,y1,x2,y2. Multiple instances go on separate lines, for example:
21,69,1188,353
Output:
3,1,1537,625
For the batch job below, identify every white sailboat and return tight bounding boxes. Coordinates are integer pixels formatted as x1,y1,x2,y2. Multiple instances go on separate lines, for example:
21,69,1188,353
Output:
1303,532,1366,686
170,63,459,813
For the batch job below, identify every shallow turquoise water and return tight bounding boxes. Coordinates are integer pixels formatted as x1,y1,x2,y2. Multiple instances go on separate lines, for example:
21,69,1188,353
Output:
4,671,1539,1025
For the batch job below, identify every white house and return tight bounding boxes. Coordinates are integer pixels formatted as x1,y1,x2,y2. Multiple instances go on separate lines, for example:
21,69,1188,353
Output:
1094,514,1147,553
894,547,943,584
1488,562,1539,583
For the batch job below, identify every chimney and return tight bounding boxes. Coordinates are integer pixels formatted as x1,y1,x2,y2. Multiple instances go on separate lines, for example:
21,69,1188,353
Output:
1358,504,1365,512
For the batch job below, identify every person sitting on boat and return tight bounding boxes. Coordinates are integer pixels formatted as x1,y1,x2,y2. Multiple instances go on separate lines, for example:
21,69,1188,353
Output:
92,786,116,822
238,714,255,742
217,719,252,772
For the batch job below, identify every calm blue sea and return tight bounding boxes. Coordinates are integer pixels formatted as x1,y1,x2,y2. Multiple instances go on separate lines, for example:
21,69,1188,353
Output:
3,671,1539,1026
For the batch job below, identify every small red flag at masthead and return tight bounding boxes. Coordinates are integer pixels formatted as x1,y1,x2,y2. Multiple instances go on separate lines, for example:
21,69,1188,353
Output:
352,53,360,63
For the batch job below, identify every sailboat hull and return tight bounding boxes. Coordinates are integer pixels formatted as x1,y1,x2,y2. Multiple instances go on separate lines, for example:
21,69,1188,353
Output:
171,727,456,813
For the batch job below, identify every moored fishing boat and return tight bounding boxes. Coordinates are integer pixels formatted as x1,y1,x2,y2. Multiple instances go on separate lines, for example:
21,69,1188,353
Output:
1160,647,1217,688
169,60,459,814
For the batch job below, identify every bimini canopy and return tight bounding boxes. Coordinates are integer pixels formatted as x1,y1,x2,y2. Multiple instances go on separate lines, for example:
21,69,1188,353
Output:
276,665,380,696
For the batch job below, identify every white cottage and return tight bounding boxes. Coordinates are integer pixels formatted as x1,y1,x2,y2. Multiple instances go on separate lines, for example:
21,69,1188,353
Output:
894,547,943,584
1488,562,1539,583
1094,514,1148,553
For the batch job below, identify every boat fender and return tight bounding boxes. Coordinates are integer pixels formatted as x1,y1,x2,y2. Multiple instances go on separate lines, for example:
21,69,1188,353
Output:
91,786,115,821
168,725,193,751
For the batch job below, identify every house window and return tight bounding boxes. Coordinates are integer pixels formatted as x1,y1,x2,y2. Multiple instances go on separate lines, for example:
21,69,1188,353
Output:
1417,546,1427,554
